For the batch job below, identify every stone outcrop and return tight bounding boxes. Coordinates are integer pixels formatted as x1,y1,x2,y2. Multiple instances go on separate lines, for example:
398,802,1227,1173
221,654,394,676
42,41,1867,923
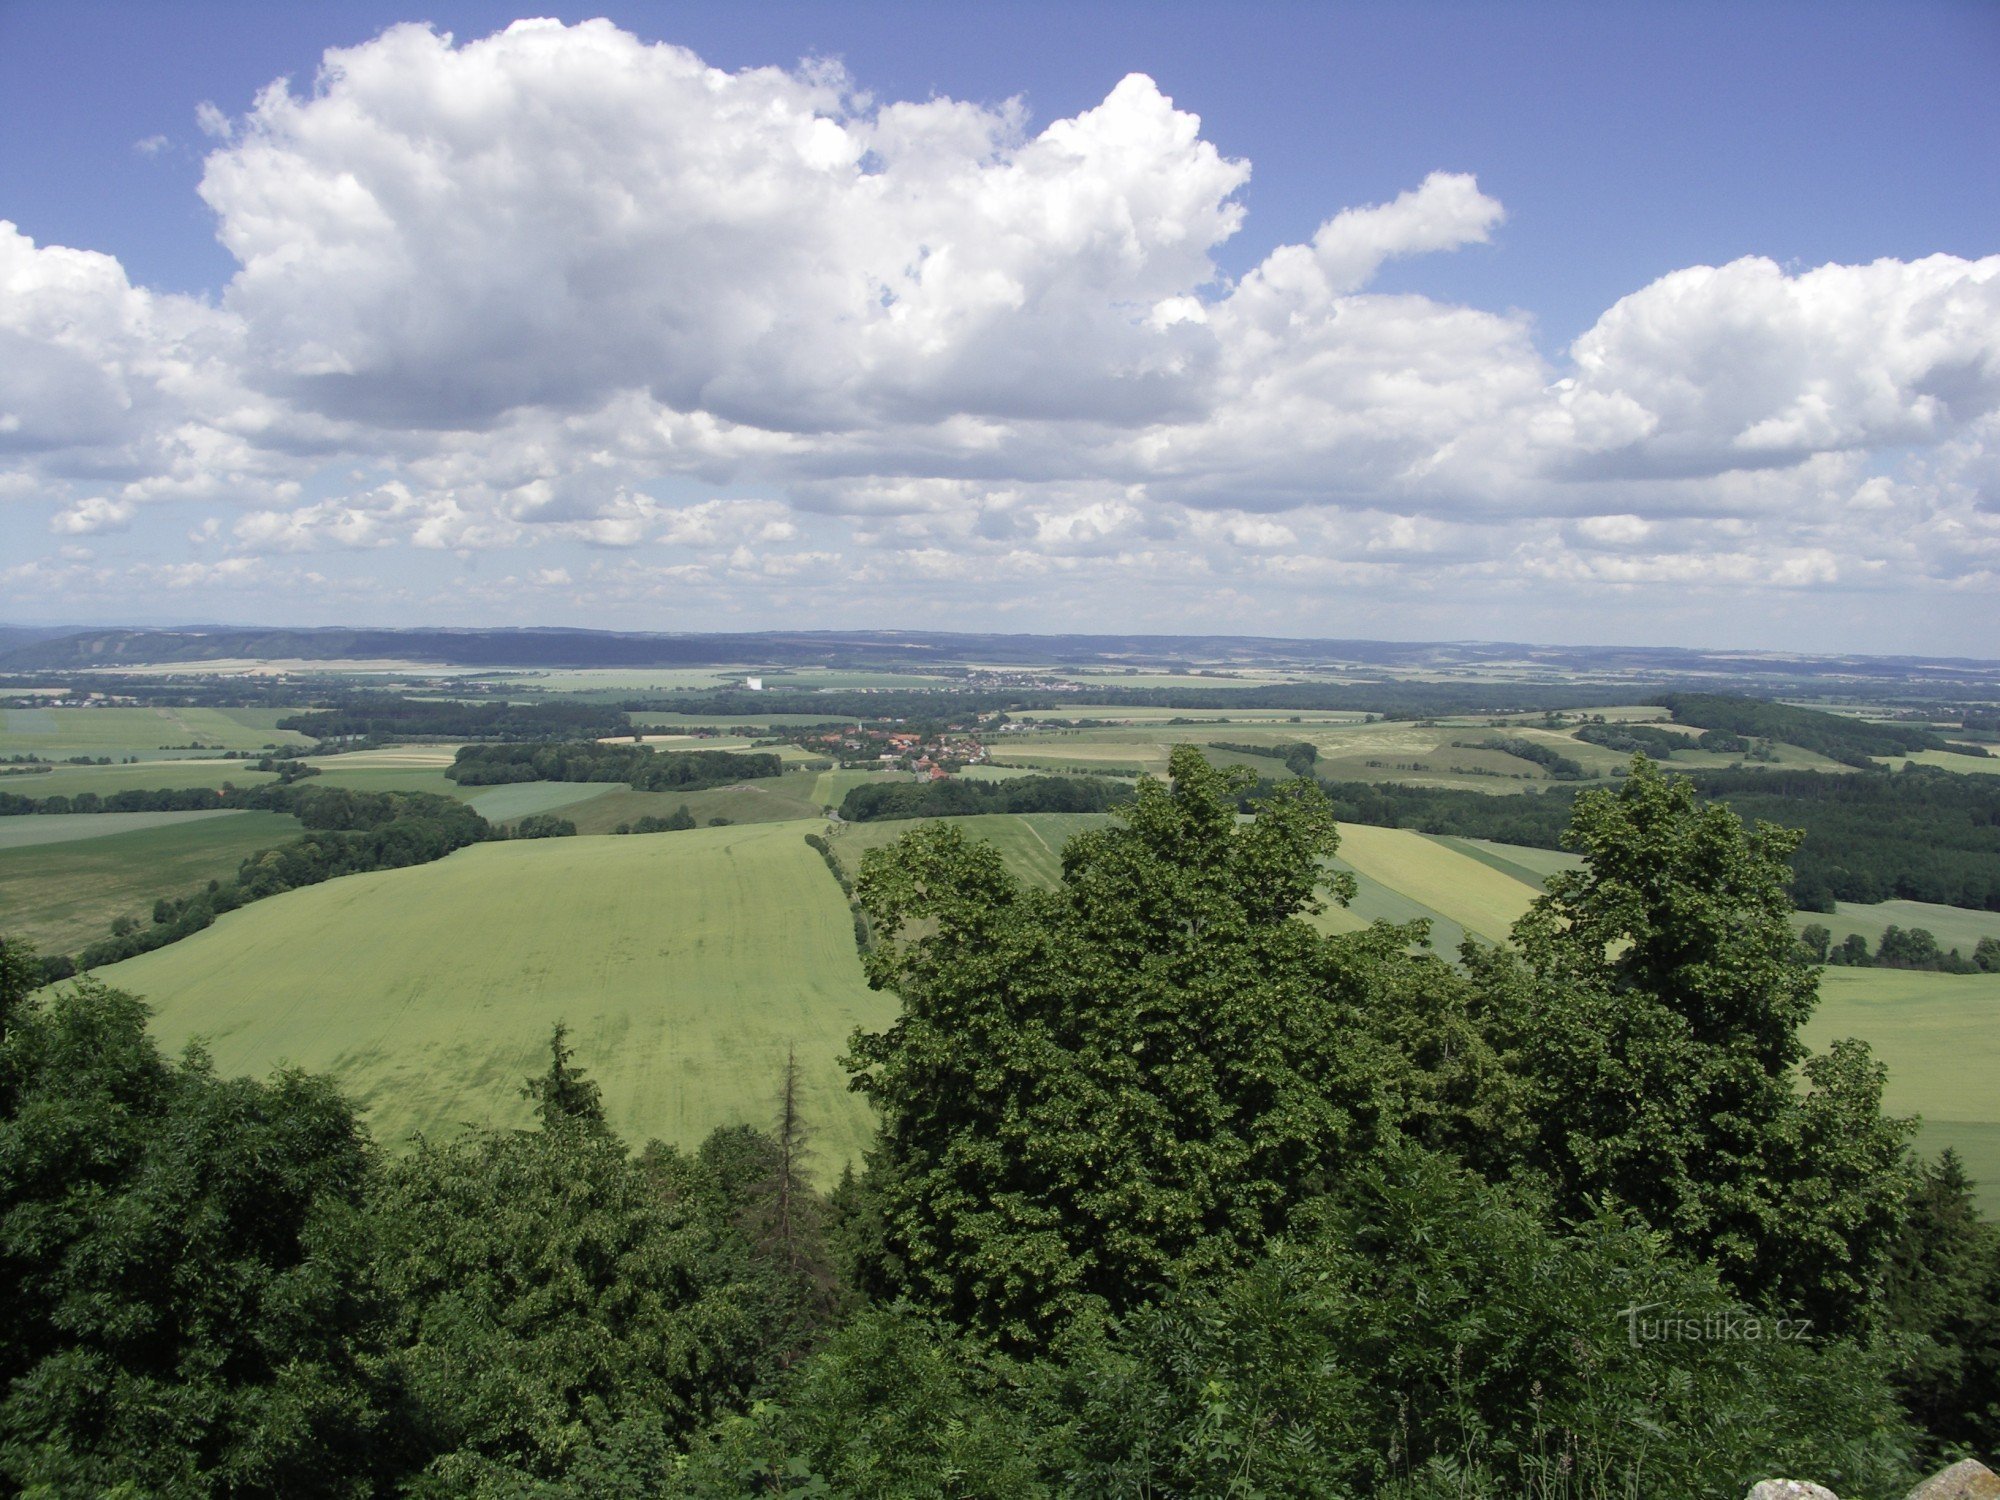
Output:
1741,1460,2000,1500
1906,1460,2000,1500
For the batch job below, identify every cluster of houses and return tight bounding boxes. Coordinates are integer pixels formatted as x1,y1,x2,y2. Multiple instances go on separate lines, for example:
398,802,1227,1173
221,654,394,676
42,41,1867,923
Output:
795,724,990,778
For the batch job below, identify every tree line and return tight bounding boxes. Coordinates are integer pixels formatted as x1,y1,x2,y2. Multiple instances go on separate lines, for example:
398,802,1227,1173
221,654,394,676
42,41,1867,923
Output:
1653,692,1959,767
447,741,783,790
837,773,1132,821
278,695,631,742
33,784,487,978
2,754,1994,1495
1246,762,2000,913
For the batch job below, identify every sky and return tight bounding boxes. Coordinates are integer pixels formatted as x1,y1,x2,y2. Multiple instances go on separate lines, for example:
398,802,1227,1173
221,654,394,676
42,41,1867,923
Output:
1,1,1997,653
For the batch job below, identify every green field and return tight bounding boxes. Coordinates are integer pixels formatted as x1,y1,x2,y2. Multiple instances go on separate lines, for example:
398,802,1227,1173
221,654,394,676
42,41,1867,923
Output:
0,760,281,799
0,811,302,954
1791,897,2000,956
826,812,1114,891
305,767,466,798
464,781,620,824
1887,751,2000,776
0,808,251,850
1303,822,1550,953
0,706,311,759
88,822,896,1178
1806,969,2000,1214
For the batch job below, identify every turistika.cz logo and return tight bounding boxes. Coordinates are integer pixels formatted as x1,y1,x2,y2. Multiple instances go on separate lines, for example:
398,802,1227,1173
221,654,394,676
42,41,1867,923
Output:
1620,1304,1812,1348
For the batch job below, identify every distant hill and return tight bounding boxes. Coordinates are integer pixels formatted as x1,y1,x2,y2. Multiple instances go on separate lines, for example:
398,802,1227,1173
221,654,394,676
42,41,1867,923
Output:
5,625,2000,691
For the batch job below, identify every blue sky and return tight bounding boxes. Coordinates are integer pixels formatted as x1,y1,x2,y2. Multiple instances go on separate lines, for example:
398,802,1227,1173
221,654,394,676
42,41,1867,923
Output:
1,2,1996,650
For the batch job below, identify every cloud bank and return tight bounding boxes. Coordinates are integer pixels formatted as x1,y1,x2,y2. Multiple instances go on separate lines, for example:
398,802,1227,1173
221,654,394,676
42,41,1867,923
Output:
2,18,1996,645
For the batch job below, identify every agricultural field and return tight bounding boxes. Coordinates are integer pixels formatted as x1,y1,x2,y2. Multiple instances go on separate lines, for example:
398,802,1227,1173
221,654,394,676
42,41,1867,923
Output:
0,808,253,851
0,760,281,799
564,769,828,834
303,767,465,798
463,781,620,825
1805,969,2000,1215
90,822,896,1178
0,706,311,759
1791,897,2000,957
1885,750,2000,776
0,811,301,955
811,767,917,809
826,811,1113,891
1006,706,1368,724
630,712,864,731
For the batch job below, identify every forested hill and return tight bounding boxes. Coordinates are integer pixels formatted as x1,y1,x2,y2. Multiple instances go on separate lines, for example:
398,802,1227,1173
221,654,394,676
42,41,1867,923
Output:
1652,692,1954,765
278,696,629,741
1294,765,2000,912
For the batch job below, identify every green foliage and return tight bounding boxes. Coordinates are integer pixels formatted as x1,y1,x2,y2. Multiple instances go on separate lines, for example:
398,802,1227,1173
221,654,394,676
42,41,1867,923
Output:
1880,1150,2000,1464
673,1306,1048,1497
1471,735,1588,779
449,741,782,791
1653,692,1948,766
1207,739,1321,776
1047,1147,1918,1499
278,695,628,743
512,813,578,839
0,934,38,1039
1575,721,1690,759
837,772,1130,822
70,787,488,971
522,1022,607,1132
369,1121,762,1494
0,979,386,1497
1503,757,1913,1326
616,806,696,834
848,748,1370,1347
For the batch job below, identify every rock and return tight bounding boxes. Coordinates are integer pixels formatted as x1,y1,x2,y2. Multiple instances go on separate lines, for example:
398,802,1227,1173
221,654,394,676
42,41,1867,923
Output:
1907,1460,2000,1500
1747,1482,1840,1499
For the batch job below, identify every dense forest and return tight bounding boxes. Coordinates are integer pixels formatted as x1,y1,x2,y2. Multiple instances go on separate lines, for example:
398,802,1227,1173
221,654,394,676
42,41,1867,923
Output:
1654,693,1955,766
278,697,631,742
1271,763,2000,912
446,742,784,790
3,757,1995,1496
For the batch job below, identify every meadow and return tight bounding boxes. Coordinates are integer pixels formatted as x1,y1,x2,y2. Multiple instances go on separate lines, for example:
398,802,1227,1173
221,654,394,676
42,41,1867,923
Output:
0,706,311,759
90,821,896,1177
1805,968,2000,1214
0,810,301,954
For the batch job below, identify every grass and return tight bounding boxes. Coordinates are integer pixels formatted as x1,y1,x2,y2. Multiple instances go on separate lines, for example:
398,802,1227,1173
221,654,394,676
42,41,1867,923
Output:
0,761,281,799
465,781,620,824
0,706,311,759
88,822,896,1180
1329,823,1547,944
0,812,301,955
1429,835,1582,888
826,812,1113,890
1887,751,2000,776
1791,898,2000,956
1805,968,2000,1214
0,809,251,851
564,770,829,835
305,767,465,798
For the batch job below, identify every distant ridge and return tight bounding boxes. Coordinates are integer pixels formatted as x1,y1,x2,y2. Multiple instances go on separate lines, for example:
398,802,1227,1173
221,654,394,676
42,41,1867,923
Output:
3,625,1999,690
